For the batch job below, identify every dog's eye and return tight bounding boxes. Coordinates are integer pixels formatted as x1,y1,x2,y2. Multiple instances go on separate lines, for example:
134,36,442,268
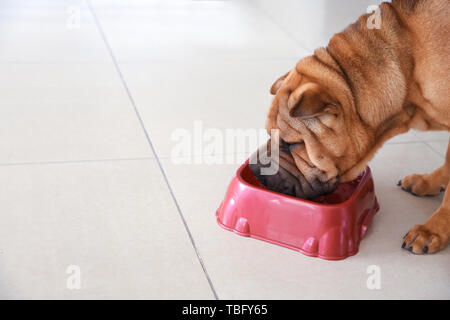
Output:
279,139,291,150
280,139,304,151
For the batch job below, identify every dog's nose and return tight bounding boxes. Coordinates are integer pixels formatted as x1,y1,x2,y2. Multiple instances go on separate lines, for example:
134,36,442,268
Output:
250,162,301,197
249,152,338,200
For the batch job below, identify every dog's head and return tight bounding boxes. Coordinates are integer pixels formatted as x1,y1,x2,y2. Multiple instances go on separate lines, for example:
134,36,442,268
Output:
250,53,376,200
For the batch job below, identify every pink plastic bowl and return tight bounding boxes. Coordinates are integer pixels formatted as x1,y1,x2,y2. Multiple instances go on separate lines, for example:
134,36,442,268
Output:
216,160,379,260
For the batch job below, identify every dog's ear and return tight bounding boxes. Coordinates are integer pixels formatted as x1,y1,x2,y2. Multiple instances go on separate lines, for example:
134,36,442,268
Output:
288,83,337,119
270,72,289,95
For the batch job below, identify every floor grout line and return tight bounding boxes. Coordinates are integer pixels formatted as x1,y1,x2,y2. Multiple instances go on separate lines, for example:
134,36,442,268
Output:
243,0,312,54
86,0,219,300
1,140,442,167
0,157,156,167
385,140,426,145
412,131,446,159
0,57,302,65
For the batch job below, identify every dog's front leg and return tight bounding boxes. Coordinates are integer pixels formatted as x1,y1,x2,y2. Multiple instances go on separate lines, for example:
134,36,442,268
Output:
402,189,450,254
402,144,450,254
399,140,450,196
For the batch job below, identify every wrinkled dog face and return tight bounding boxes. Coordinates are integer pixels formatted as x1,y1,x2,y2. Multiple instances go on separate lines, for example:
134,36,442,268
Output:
250,58,370,200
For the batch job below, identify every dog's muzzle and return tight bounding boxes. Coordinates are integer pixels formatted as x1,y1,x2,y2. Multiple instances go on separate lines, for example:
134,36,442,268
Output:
249,142,338,200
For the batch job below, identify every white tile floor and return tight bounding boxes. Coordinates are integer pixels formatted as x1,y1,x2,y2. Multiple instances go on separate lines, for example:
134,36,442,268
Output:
0,0,448,299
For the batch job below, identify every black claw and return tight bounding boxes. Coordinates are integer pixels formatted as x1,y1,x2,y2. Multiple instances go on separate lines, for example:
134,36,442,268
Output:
402,242,406,248
408,247,413,252
401,186,413,194
423,246,429,254
397,180,402,186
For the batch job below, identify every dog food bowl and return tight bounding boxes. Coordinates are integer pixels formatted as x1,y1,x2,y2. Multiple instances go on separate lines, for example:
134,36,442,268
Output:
216,160,379,260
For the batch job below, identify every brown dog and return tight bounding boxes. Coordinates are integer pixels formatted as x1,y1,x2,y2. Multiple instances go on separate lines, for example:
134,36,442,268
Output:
250,0,449,254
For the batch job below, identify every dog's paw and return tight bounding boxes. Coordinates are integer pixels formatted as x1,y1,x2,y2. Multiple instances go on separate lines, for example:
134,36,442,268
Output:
402,225,446,254
398,174,444,197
